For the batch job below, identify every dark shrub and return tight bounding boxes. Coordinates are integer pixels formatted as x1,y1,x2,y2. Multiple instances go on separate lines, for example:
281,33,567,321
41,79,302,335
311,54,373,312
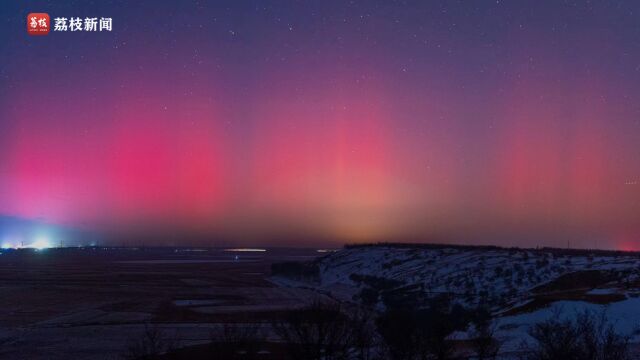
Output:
271,261,319,281
522,310,630,360
273,301,377,360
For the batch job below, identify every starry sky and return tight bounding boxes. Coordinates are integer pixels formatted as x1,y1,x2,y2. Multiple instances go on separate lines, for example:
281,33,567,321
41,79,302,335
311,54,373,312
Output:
1,1,639,248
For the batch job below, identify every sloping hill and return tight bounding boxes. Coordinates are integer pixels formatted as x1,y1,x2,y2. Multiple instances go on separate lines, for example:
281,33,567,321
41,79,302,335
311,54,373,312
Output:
291,245,640,311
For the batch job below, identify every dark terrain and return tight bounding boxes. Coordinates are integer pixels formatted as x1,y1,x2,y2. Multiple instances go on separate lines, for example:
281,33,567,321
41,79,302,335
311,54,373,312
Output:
0,247,324,359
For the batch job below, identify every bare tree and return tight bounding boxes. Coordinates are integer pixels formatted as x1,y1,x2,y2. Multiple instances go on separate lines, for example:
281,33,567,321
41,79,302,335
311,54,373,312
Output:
522,310,630,360
347,307,381,360
470,320,500,360
122,324,176,360
209,322,266,360
272,301,356,360
376,307,455,360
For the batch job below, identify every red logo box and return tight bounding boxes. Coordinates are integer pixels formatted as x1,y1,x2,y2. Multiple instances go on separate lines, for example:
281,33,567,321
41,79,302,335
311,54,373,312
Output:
27,13,50,35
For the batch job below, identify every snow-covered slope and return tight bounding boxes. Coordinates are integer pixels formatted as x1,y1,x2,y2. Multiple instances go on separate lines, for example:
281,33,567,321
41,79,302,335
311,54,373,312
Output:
310,245,640,310
270,245,640,357
495,298,640,351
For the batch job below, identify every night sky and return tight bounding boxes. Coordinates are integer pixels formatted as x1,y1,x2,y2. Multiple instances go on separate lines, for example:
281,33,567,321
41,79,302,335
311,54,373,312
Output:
1,1,639,248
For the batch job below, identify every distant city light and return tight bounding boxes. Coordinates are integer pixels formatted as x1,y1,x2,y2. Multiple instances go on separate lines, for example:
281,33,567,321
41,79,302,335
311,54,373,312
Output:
1,236,22,249
29,236,52,250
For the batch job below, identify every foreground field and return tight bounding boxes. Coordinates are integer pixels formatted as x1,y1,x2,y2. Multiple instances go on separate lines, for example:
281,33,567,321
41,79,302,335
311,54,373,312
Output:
5,244,640,359
0,247,323,359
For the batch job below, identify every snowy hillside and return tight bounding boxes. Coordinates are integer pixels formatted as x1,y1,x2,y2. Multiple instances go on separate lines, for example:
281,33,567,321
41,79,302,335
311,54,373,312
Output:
269,244,640,357
304,245,640,311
